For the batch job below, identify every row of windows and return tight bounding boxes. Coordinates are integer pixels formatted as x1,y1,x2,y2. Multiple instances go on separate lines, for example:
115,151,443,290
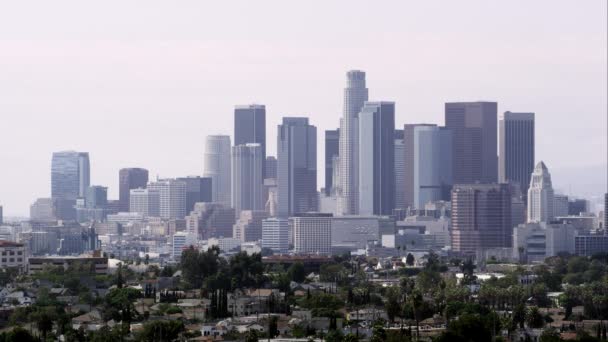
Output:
1,258,23,263
1,251,22,256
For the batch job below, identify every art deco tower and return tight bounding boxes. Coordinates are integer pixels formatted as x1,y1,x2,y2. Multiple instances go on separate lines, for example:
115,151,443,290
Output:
527,161,554,223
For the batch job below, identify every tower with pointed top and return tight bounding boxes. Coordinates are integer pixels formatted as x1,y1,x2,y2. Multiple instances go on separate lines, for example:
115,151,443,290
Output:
527,161,554,223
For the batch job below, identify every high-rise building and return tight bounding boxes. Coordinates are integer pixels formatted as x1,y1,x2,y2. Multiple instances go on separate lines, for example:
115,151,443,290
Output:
203,135,232,207
553,194,569,217
527,161,554,223
235,104,266,177
148,179,187,220
324,129,340,196
265,156,278,179
338,70,369,215
403,124,453,210
394,130,405,211
292,213,333,255
129,189,160,217
118,168,149,212
185,202,235,239
604,193,608,230
445,102,498,184
451,183,512,255
262,218,290,253
51,151,90,200
176,176,212,214
499,112,535,202
233,210,268,242
358,101,395,215
568,199,589,216
30,198,55,221
277,117,317,217
85,186,107,209
232,143,264,216
0,205,2,225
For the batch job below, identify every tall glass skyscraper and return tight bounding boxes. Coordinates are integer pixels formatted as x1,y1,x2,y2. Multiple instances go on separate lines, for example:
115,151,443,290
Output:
277,117,317,217
232,143,264,216
119,168,149,212
203,135,232,207
445,102,498,184
324,129,339,196
338,70,368,215
358,102,395,215
51,151,90,200
234,104,266,177
499,111,535,202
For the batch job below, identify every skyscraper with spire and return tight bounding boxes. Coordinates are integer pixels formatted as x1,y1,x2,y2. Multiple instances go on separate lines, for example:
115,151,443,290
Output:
527,161,554,223
337,70,368,215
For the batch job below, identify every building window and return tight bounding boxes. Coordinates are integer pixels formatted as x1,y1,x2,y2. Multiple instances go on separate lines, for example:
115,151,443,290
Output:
17,251,22,255
9,259,14,262
17,258,22,262
1,259,5,262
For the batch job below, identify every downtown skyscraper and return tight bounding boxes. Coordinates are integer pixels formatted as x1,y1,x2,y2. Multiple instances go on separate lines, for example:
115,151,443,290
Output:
445,102,498,184
527,161,554,223
358,102,396,216
337,70,368,215
277,117,317,217
203,135,231,207
499,111,535,201
234,104,266,177
51,151,90,200
118,168,149,212
324,129,339,196
232,143,264,216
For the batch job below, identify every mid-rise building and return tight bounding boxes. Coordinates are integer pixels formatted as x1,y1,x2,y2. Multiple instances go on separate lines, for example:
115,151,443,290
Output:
176,176,212,214
575,234,608,257
553,194,569,217
203,135,232,207
262,218,290,253
185,202,235,239
513,222,577,263
0,241,26,271
118,168,149,212
232,143,264,216
30,198,56,221
451,183,512,255
527,161,554,223
403,124,452,210
265,156,278,179
233,210,268,242
85,186,107,209
324,129,340,196
338,70,369,215
277,117,317,217
129,188,160,217
148,179,187,220
292,213,332,255
28,255,108,275
358,101,395,216
172,232,197,260
499,112,535,202
445,102,498,184
235,104,266,177
331,216,395,251
51,151,90,200
568,199,589,216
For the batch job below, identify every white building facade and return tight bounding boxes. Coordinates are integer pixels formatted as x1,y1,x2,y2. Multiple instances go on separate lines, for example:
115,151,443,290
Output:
527,161,554,223
203,135,232,207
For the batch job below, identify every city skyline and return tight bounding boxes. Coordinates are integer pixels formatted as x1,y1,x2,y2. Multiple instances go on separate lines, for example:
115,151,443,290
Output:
0,1,606,216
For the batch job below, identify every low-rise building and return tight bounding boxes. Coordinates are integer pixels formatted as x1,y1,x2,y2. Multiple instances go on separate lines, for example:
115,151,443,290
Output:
28,255,108,274
0,241,26,271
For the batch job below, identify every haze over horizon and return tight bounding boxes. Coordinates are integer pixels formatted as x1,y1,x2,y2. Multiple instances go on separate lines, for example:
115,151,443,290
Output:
0,0,606,216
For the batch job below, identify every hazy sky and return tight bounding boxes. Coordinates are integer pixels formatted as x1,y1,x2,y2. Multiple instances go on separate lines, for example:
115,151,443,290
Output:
0,1,606,216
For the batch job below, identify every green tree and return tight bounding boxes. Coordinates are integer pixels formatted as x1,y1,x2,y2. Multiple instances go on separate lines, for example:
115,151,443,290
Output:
245,329,259,342
288,262,306,283
526,306,545,329
136,320,184,341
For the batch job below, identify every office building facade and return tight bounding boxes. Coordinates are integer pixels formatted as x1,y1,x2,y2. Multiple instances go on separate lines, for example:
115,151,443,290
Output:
292,213,333,255
527,161,554,223
265,156,277,179
177,176,212,214
262,218,290,253
148,179,187,220
358,101,396,215
499,112,535,201
232,143,264,216
51,151,90,200
277,118,317,217
324,129,340,196
394,130,405,211
129,188,160,217
233,210,268,242
185,202,235,239
203,135,232,207
235,104,266,177
118,168,149,212
445,102,498,184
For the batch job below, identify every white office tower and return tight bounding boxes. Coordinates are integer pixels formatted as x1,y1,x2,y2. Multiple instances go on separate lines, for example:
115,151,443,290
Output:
172,232,197,260
337,70,368,215
148,179,187,220
232,143,264,217
292,213,332,255
262,218,290,253
394,136,405,210
527,161,554,223
129,188,160,217
203,135,232,207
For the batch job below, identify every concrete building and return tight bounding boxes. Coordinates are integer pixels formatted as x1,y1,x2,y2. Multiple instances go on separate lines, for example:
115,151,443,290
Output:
30,198,55,221
261,218,290,253
0,241,26,271
293,213,333,255
331,216,395,251
553,194,569,217
527,161,554,223
28,256,108,275
172,232,197,260
176,176,212,214
277,117,317,217
234,104,266,177
129,188,160,217
451,184,512,255
185,202,235,239
118,168,149,212
403,124,452,210
232,143,264,217
324,129,340,196
338,70,369,215
203,135,232,207
445,102,498,184
233,210,268,243
51,151,90,200
396,215,451,251
394,130,405,211
499,112,535,202
513,222,577,263
265,156,277,179
568,199,589,216
358,101,395,216
575,234,608,257
148,179,187,220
